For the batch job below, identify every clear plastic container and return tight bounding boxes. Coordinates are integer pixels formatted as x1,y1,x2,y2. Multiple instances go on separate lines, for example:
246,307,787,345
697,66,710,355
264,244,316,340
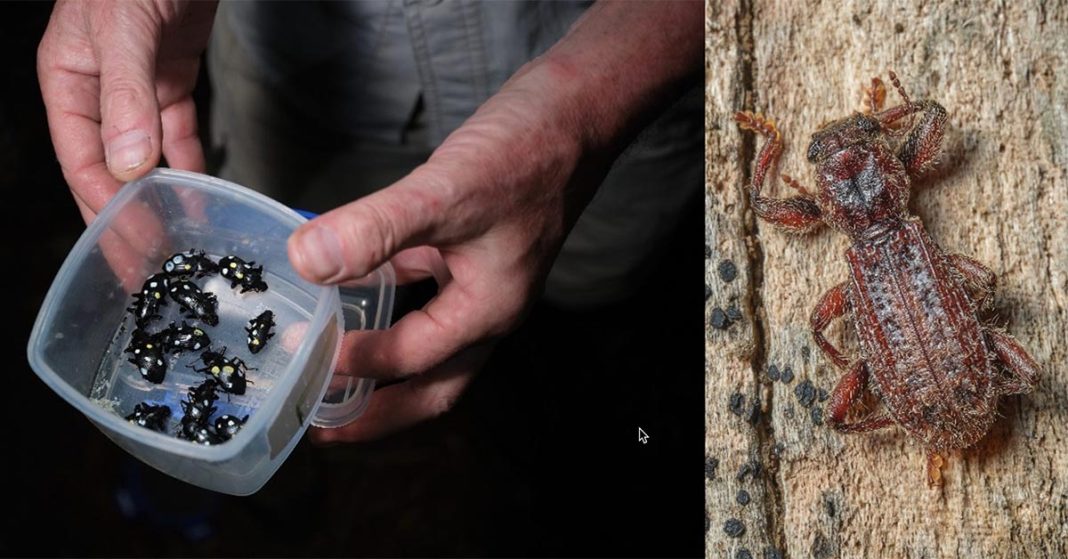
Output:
27,169,394,495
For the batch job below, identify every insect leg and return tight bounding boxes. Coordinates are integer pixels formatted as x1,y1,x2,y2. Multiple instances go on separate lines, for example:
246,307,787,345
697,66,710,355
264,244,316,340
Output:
945,253,997,311
733,111,823,233
985,329,1040,396
875,98,947,179
811,281,852,370
826,361,895,433
861,76,887,114
897,99,948,178
927,451,945,488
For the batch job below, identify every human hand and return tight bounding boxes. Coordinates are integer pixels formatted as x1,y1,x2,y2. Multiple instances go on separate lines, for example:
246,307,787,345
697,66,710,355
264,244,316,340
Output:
292,60,594,442
290,0,700,444
38,0,217,224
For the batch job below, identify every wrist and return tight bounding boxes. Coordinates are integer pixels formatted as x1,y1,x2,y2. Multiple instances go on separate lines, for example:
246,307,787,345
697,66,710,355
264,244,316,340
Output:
522,0,703,158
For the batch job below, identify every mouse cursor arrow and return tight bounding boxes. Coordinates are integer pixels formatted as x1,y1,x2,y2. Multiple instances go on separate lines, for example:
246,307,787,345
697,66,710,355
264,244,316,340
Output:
638,427,649,444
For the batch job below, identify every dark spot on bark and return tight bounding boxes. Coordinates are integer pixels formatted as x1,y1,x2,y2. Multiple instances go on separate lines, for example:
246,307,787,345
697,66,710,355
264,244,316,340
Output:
711,307,732,329
801,345,811,363
767,364,780,381
772,442,785,457
894,22,905,33
795,379,817,408
705,284,712,301
729,392,746,416
705,457,719,480
998,143,1006,153
746,402,762,425
852,13,862,25
718,259,738,282
818,388,829,402
736,549,753,559
727,304,743,322
763,549,784,559
824,493,837,518
780,366,795,383
724,518,746,538
784,405,795,419
705,244,712,260
811,406,824,426
812,532,833,559
736,489,751,506
737,461,762,482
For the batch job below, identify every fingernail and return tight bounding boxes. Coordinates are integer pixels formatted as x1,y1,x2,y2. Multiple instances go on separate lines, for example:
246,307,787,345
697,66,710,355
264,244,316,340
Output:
106,131,151,173
295,225,343,281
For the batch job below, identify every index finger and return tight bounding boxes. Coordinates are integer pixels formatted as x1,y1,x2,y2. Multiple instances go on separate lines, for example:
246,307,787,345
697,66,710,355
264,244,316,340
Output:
334,273,515,380
38,65,121,220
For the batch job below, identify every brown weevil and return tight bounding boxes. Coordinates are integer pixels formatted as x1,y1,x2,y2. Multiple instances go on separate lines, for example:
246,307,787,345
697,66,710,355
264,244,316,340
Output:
734,71,1040,486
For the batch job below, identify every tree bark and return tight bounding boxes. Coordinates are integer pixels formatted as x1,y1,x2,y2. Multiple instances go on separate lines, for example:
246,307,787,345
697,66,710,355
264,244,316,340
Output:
705,1,1068,557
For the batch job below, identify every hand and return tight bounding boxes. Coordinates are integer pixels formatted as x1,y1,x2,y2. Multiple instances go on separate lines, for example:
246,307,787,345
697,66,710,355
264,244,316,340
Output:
294,63,589,443
38,0,217,224
292,0,702,442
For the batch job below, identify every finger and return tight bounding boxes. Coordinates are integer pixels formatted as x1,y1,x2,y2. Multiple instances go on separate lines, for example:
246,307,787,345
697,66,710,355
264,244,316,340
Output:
71,190,98,225
38,57,120,220
160,95,211,222
98,227,157,294
382,246,451,285
71,191,146,292
309,346,488,443
287,169,463,284
92,3,164,181
333,276,511,379
159,95,204,172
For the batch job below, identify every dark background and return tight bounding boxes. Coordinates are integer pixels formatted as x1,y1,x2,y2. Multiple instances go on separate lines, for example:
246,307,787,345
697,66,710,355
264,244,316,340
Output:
1,4,703,557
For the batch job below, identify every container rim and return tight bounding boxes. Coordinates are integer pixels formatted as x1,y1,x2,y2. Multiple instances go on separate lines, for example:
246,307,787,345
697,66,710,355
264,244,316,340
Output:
27,168,342,462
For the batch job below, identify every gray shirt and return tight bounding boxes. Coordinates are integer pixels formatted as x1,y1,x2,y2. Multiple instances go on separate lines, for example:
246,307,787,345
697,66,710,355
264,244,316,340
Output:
209,0,700,307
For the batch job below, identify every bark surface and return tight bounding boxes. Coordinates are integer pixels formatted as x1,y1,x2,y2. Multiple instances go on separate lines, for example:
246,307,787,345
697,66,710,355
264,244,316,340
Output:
704,2,1068,557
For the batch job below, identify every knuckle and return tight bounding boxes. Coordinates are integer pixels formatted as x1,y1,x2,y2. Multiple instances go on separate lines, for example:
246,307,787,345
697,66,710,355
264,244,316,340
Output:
102,79,152,127
103,79,145,108
428,393,458,418
419,385,460,418
337,204,393,276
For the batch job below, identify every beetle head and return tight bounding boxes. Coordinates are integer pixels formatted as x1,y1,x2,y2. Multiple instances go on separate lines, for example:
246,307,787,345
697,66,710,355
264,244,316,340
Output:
806,113,882,164
808,113,910,240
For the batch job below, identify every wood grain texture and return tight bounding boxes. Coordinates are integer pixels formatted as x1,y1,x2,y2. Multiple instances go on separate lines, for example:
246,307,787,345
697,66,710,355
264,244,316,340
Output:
705,1,1068,557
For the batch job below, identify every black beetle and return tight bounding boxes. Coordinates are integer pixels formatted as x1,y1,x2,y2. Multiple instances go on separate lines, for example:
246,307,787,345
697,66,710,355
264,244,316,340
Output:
124,330,167,383
162,249,218,279
214,414,249,440
168,280,219,326
192,347,253,395
160,321,211,354
125,402,171,432
245,310,275,354
127,273,169,327
218,255,268,293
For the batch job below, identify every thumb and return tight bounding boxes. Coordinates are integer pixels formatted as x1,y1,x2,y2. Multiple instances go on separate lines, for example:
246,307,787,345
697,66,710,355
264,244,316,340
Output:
94,4,163,181
288,176,447,284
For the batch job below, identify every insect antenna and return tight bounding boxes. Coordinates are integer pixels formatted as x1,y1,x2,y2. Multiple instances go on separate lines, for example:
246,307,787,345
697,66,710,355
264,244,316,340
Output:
887,70,912,106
